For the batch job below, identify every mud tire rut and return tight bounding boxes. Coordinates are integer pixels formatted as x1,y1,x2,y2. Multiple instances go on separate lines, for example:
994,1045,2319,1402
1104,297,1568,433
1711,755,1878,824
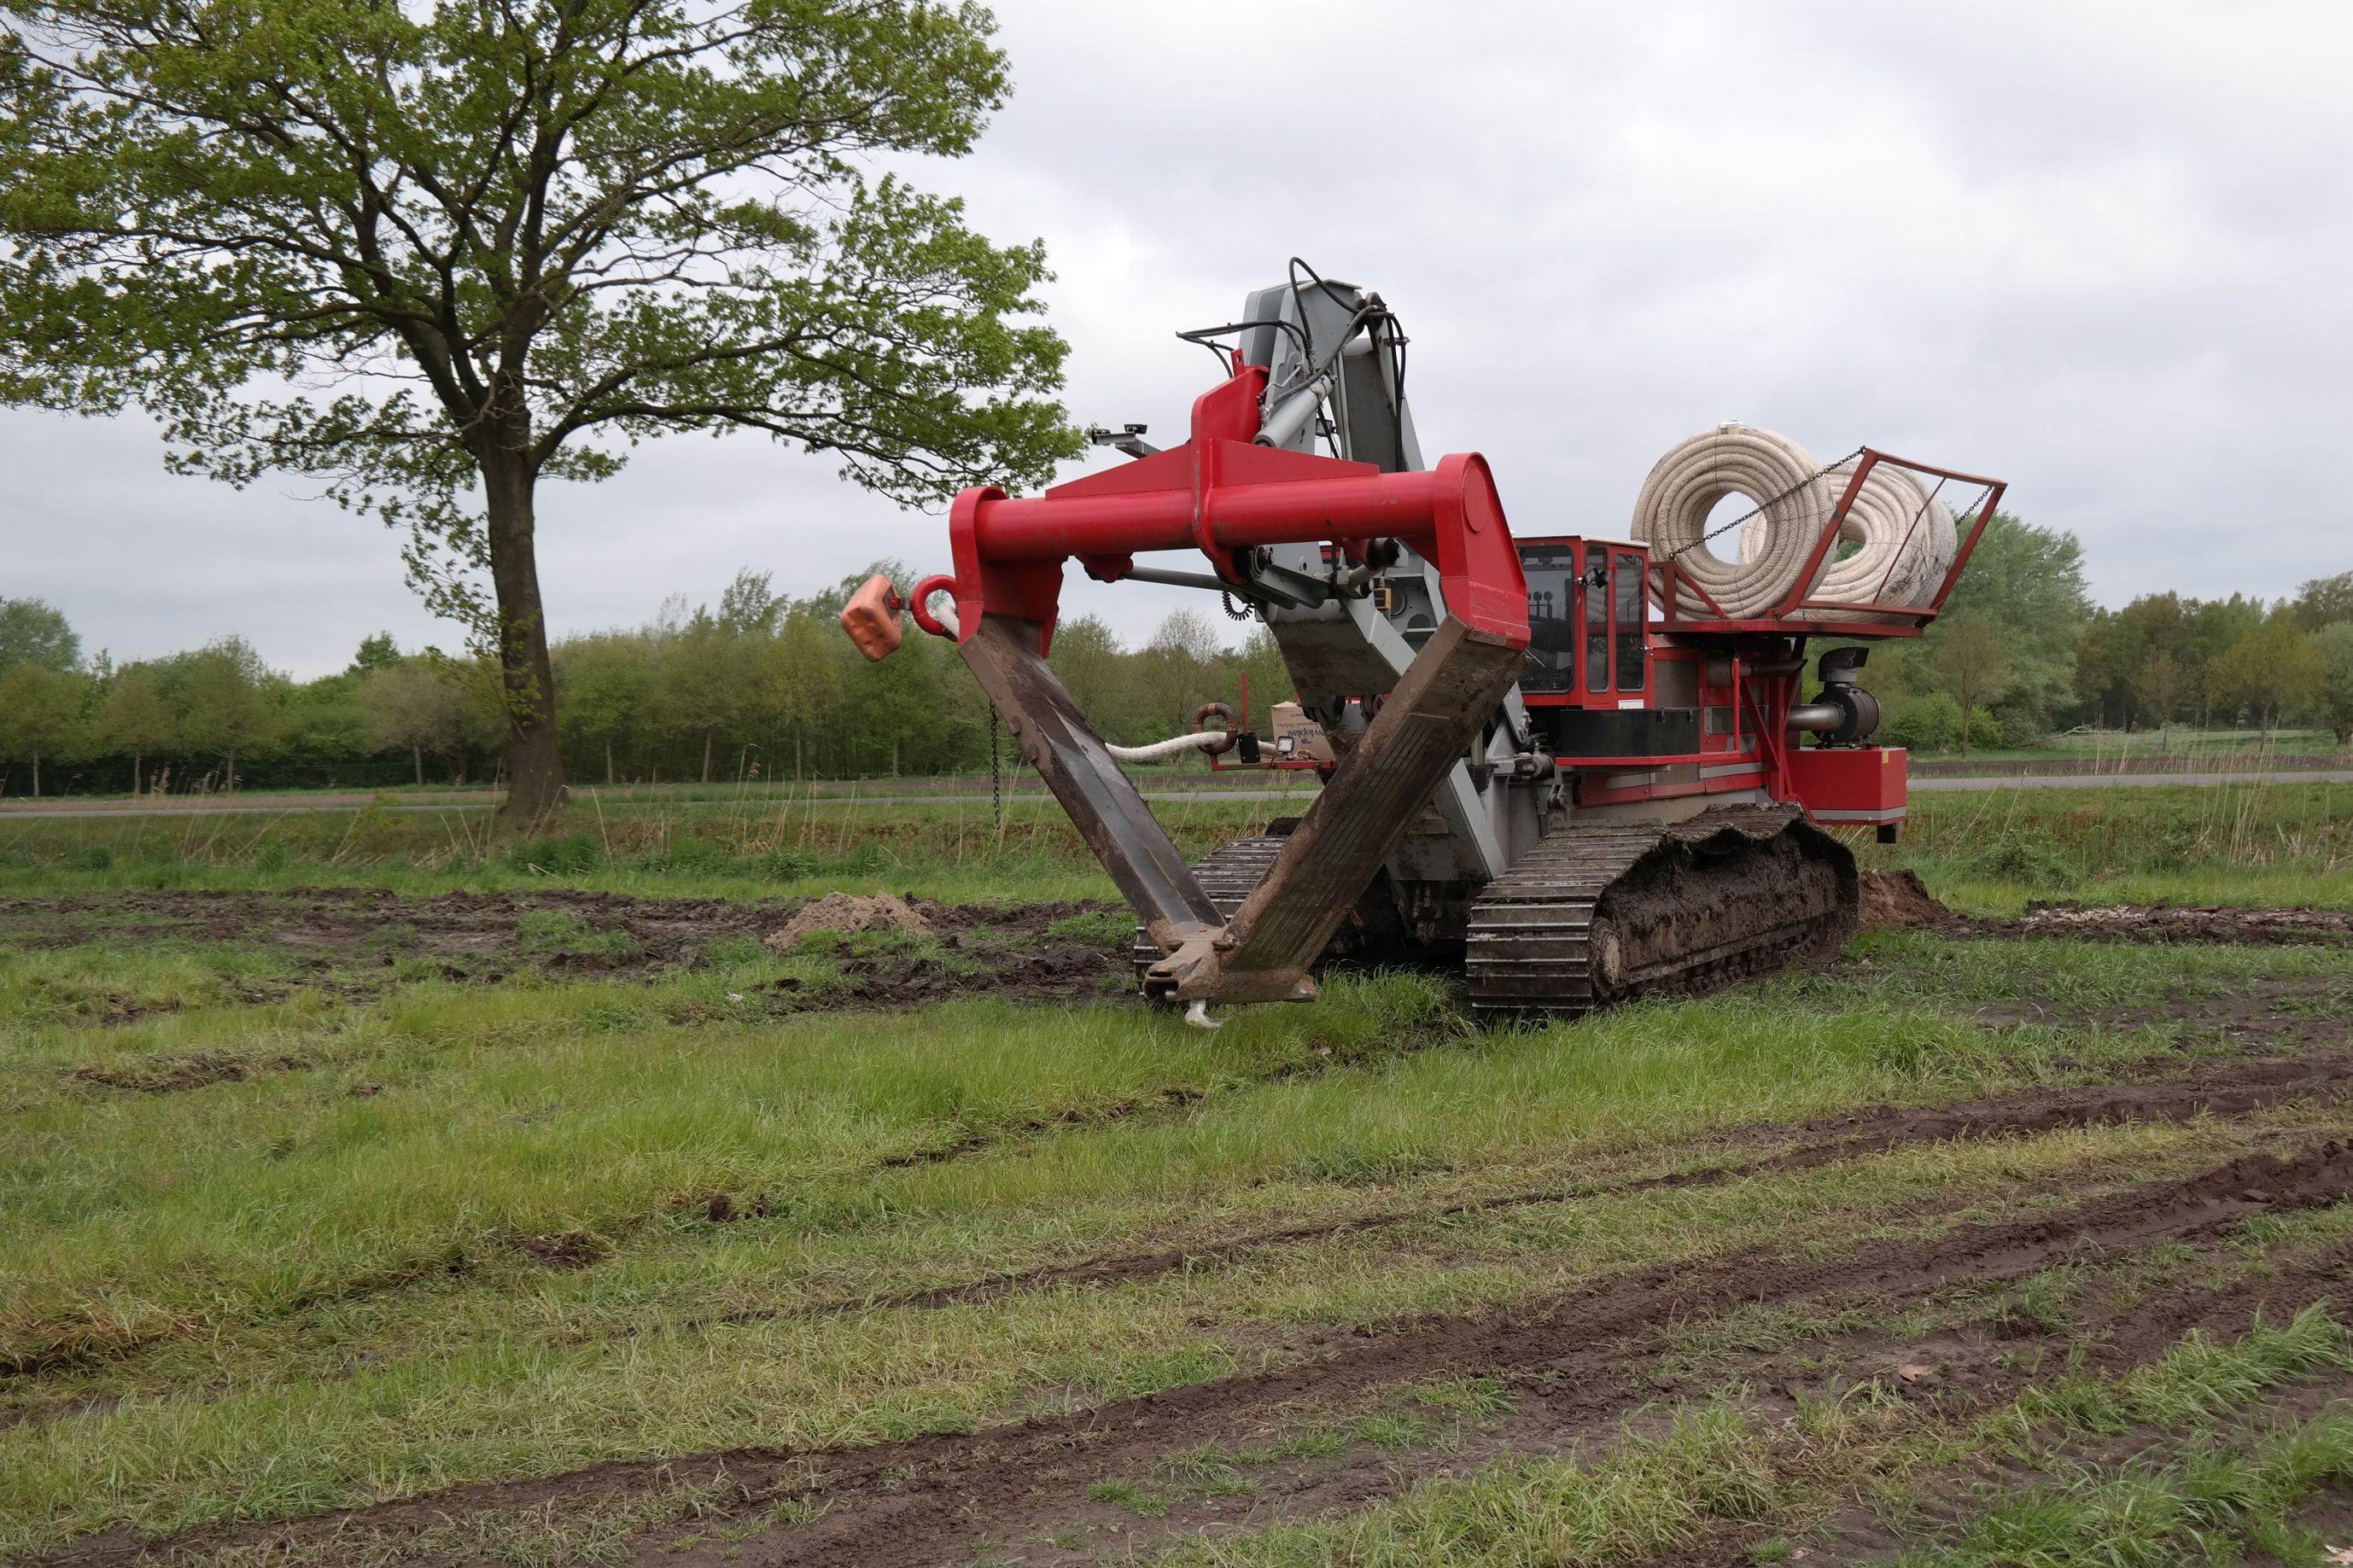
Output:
667,1142,2353,1568
59,1123,2353,1568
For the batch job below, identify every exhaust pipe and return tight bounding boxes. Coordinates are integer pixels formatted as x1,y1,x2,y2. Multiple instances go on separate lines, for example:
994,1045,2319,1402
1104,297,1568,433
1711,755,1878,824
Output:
1787,703,1847,732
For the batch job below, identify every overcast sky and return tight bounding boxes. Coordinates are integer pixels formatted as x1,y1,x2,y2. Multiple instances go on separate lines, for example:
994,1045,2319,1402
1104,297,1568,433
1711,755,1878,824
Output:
6,0,2348,678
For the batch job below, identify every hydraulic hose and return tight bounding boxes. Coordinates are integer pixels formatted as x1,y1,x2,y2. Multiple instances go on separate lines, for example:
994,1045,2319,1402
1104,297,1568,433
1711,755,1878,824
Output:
1104,732,1229,764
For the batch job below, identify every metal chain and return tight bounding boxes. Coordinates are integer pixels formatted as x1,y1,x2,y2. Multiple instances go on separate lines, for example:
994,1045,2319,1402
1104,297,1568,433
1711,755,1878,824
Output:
989,705,1003,828
1666,446,1865,562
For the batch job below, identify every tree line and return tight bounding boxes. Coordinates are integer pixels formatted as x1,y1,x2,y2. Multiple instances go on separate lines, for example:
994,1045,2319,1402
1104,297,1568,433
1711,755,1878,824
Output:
0,571,1291,798
1805,516,2351,756
3,523,2349,797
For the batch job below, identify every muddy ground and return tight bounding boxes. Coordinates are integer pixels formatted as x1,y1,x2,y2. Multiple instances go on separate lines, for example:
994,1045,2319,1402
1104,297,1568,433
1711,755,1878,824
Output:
0,887,1140,1013
40,1087,2353,1568
17,876,2353,1564
6,874,2350,1026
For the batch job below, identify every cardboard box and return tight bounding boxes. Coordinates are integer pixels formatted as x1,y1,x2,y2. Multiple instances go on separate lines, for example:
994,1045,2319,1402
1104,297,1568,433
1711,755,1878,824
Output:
1266,701,1334,763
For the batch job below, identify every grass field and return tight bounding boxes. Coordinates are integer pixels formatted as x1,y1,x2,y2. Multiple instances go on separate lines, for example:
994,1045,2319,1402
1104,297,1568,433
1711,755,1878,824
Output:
3,784,2352,1566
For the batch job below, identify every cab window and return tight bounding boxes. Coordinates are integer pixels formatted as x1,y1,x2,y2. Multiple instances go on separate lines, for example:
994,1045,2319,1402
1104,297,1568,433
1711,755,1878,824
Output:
1585,551,1609,694
1614,551,1645,692
1515,545,1577,693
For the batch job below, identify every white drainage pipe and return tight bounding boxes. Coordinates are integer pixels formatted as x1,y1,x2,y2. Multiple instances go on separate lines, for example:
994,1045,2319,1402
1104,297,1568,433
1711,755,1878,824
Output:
1632,425,1835,618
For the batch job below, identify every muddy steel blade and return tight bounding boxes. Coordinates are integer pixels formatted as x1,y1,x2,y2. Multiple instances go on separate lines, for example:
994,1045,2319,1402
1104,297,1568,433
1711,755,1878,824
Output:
1208,615,1525,1002
957,613,1223,952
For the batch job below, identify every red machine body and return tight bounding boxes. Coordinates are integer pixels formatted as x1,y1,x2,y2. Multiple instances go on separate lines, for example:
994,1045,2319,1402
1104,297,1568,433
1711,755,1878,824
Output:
845,260,2006,1013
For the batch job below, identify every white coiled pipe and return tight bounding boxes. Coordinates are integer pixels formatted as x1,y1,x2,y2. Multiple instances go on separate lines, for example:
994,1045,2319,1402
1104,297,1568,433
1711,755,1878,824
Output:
1632,425,1835,618
1804,459,1957,621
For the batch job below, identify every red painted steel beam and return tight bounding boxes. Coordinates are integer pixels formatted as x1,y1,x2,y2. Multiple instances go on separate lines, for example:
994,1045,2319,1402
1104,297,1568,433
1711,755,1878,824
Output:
945,364,1528,655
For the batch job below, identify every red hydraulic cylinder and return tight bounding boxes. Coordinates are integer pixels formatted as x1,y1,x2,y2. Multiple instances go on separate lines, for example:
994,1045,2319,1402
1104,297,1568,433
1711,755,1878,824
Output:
966,468,1454,561
943,358,1527,654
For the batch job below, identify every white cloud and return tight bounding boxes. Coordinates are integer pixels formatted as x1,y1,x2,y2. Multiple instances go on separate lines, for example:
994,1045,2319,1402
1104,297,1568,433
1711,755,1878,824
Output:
4,0,2346,675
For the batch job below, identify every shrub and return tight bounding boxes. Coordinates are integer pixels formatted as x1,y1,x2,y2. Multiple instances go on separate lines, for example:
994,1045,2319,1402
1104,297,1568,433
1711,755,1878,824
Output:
509,831,600,875
758,845,816,879
1965,838,2084,893
1882,692,1961,751
62,845,113,871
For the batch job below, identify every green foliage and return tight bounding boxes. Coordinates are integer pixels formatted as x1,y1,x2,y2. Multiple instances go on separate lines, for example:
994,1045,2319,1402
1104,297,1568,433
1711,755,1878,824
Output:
1881,692,2000,755
2207,615,2325,730
0,662,88,794
2291,568,2353,632
508,833,602,877
0,598,78,673
173,638,281,782
347,633,402,675
2311,622,2353,744
0,0,1083,809
2074,581,2348,733
1926,512,2091,732
1962,837,2084,894
360,662,494,785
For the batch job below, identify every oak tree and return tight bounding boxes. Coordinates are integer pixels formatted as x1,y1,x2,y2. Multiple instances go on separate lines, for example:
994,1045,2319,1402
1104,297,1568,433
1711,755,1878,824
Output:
0,0,1080,819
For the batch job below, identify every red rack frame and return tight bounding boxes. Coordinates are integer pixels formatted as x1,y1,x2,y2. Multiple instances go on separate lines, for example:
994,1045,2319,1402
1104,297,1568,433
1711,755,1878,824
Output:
1650,448,2006,639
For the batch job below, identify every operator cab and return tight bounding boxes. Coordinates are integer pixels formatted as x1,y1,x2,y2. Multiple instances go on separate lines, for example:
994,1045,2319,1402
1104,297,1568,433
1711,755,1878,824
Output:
1516,538,1649,707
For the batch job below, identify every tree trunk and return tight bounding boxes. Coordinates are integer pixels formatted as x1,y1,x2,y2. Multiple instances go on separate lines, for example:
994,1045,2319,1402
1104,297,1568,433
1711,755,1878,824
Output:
130,751,140,796
226,749,236,793
794,734,803,782
604,739,614,785
31,751,40,800
701,728,715,784
413,745,424,786
481,440,566,823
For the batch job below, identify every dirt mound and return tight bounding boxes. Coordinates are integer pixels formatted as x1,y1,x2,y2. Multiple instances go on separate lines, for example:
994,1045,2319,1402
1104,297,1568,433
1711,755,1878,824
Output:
766,892,932,950
1859,868,1954,929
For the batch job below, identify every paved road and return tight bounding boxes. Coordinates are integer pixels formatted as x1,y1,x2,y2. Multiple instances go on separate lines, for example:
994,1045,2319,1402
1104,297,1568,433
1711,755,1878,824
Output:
2,769,2349,820
1911,769,2353,792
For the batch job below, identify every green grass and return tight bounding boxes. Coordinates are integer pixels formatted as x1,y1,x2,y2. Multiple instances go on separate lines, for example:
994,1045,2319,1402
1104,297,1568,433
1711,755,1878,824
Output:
1895,1415,2353,1565
3,789,2350,1558
1148,1310,2353,1568
0,958,2332,1548
0,783,2346,917
1915,726,2345,764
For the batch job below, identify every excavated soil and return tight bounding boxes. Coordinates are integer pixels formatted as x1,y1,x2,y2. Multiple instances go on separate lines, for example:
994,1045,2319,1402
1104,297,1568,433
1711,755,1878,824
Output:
765,892,931,947
50,1140,2353,1568
1858,867,1953,928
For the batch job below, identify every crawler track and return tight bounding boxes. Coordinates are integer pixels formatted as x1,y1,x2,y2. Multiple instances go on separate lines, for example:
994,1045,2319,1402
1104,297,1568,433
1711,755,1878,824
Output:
1466,804,1856,1015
